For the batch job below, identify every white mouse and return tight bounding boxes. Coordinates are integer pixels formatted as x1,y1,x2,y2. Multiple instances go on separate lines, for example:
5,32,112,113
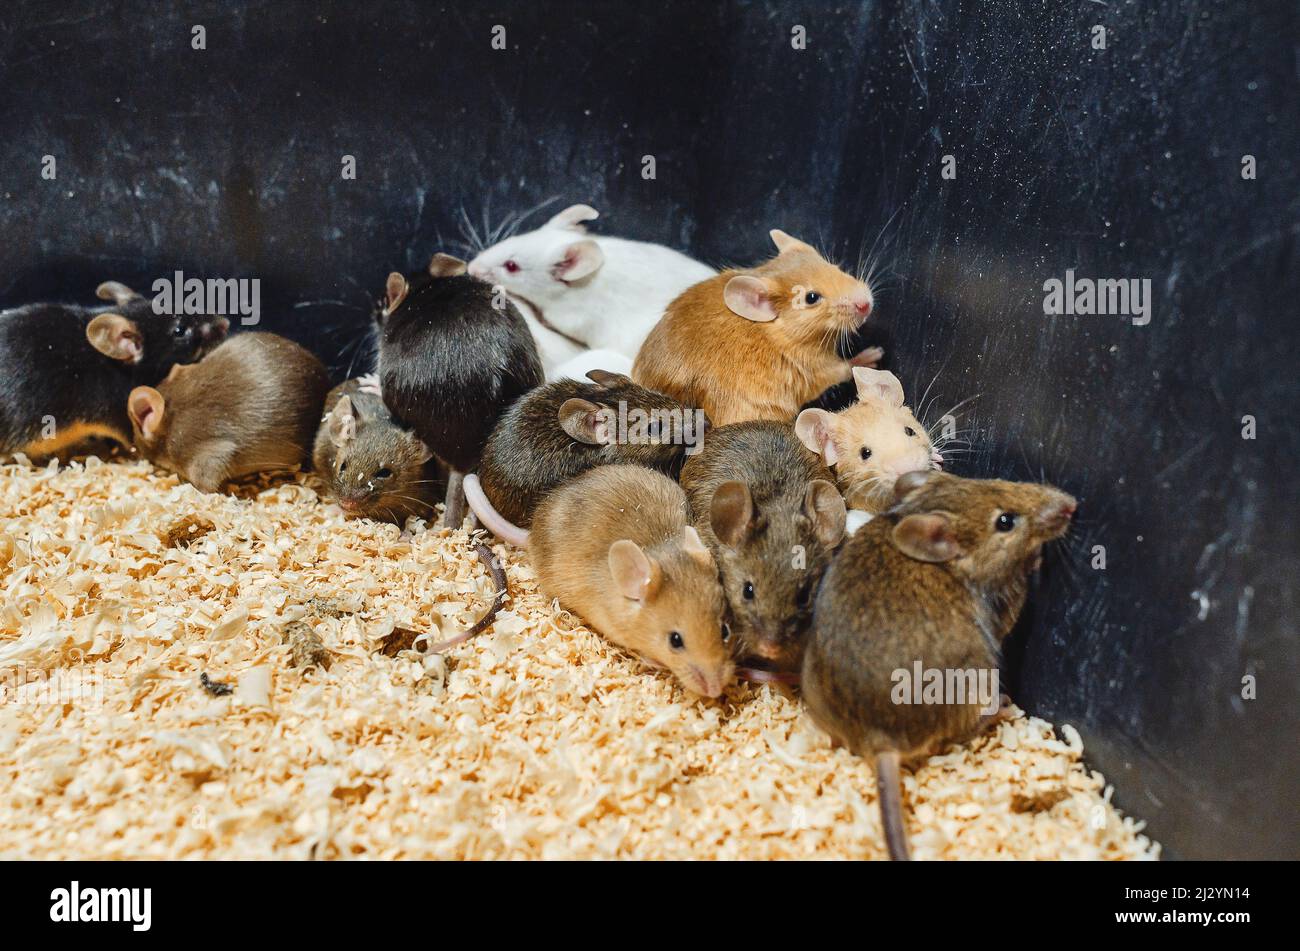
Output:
466,203,715,376
550,348,635,382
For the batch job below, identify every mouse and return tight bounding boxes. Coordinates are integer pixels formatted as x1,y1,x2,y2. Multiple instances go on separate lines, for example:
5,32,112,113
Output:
632,229,881,427
466,203,715,377
801,469,1077,860
678,420,846,674
795,367,942,514
127,332,331,492
465,369,708,542
377,252,543,527
523,464,733,698
312,377,446,523
550,348,635,382
0,281,228,459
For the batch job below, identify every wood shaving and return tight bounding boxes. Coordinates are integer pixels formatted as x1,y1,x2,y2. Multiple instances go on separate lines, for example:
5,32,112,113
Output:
0,457,1160,860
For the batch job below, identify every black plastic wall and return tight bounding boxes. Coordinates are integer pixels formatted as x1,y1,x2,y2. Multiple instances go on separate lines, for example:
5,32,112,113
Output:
1,1,1296,859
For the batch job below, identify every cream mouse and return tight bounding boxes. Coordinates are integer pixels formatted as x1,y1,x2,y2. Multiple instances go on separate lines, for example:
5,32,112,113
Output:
802,470,1077,859
795,367,942,515
313,378,445,523
633,229,882,426
0,281,228,458
465,369,707,541
466,203,715,376
505,464,733,698
127,332,330,492
678,421,845,674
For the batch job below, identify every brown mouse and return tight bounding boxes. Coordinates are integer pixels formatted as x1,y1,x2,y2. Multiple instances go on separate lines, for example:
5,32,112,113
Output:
801,470,1076,860
127,332,331,492
527,464,733,697
313,377,446,523
679,420,845,674
632,230,881,426
795,368,941,514
467,368,708,540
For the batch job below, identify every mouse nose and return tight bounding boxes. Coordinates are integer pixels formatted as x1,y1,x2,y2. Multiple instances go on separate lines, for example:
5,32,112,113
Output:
204,317,230,340
852,294,873,317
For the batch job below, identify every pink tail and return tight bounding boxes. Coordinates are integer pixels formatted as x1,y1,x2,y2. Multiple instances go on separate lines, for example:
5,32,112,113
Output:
464,473,529,547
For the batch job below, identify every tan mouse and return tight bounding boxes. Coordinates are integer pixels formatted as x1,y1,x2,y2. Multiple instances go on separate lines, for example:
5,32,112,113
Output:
632,229,880,426
795,367,941,514
527,464,733,697
127,333,331,492
802,470,1076,859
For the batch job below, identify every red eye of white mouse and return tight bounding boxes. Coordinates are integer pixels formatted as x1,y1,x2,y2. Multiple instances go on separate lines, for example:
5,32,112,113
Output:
504,260,520,273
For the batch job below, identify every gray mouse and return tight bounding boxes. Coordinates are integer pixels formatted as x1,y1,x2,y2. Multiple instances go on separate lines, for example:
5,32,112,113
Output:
465,369,708,543
801,469,1076,860
679,420,846,675
313,378,446,524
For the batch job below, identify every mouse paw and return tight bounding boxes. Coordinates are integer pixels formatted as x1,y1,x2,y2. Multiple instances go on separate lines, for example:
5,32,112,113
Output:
849,346,884,369
357,373,381,395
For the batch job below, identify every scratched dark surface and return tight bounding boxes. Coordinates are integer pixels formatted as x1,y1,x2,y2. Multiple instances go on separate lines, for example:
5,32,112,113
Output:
0,1,1296,859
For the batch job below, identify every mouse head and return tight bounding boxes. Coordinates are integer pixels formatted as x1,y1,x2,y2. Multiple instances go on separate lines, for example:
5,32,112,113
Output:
796,369,938,513
466,203,605,306
707,479,846,671
608,527,733,698
87,281,229,381
885,471,1076,585
381,254,471,319
723,231,872,352
558,370,710,463
323,395,435,520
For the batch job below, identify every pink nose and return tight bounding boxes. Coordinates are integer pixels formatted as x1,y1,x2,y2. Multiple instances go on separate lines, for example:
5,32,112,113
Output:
854,298,872,316
754,641,783,660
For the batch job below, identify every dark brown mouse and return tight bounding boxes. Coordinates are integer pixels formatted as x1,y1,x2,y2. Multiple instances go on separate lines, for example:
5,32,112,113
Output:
679,420,845,674
377,253,543,527
470,368,708,536
0,281,227,459
313,378,446,524
801,469,1076,860
127,332,331,492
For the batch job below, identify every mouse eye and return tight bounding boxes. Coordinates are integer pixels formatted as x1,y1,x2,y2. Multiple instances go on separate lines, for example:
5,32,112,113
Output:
173,323,190,337
668,631,685,651
804,291,821,305
996,512,1018,532
860,447,872,461
905,426,917,437
721,623,731,643
504,259,520,274
796,581,813,607
375,467,393,479
742,581,755,601
338,460,348,473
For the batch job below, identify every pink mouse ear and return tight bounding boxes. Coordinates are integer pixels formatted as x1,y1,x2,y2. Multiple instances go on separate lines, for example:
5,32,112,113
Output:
853,367,905,408
127,386,165,439
550,239,604,282
86,313,144,364
546,203,599,231
794,409,840,466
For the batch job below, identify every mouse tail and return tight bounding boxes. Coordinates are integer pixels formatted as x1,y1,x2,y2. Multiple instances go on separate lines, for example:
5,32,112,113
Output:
464,473,529,547
876,750,912,861
424,543,509,653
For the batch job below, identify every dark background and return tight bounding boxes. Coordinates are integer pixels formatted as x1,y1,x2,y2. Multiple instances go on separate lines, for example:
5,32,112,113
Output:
1,0,1295,859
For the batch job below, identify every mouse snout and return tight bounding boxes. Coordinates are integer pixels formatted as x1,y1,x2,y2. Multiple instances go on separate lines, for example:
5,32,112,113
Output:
689,665,725,699
339,496,364,514
203,317,231,341
852,293,873,318
1038,493,1077,533
752,639,784,661
466,260,488,280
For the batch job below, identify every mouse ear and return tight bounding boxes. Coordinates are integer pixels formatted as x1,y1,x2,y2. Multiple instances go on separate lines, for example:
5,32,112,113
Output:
894,469,939,501
405,433,434,465
558,398,614,445
327,396,357,449
794,408,840,466
608,539,661,602
551,239,604,283
892,512,962,563
723,275,778,322
428,253,468,279
681,525,713,565
127,386,166,440
95,281,141,306
385,272,408,313
584,368,631,389
546,203,599,231
769,229,814,255
86,313,144,364
804,479,847,547
709,481,754,549
853,367,905,408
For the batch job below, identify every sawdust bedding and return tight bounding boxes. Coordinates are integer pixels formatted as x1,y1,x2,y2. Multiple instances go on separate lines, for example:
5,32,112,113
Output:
0,455,1160,860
